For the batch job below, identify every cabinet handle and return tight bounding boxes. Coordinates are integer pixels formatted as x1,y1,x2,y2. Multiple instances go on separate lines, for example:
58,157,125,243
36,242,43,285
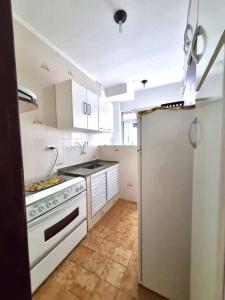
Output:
87,104,91,115
183,24,193,54
83,102,87,115
191,25,205,64
188,118,197,149
188,117,201,149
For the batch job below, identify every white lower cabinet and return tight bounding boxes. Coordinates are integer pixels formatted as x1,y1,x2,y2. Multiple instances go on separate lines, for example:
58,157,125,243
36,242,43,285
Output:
107,165,119,201
90,164,119,217
90,171,107,217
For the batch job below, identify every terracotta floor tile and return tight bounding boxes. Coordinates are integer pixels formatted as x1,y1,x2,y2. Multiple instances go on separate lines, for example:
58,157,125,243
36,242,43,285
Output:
52,260,82,290
119,235,136,250
120,267,138,298
111,246,133,266
89,279,118,300
116,290,136,300
113,221,127,233
124,224,138,234
81,233,103,251
90,224,110,239
68,244,94,267
95,238,117,258
100,260,126,288
128,251,138,271
103,219,119,229
105,229,123,244
32,278,79,300
69,267,100,299
125,216,138,226
85,251,109,276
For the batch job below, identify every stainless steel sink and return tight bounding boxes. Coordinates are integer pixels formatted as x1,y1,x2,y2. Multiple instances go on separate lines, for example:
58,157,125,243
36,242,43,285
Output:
83,163,104,169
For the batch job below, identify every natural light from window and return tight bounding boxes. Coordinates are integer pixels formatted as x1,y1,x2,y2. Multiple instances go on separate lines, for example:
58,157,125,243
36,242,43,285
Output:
122,112,137,145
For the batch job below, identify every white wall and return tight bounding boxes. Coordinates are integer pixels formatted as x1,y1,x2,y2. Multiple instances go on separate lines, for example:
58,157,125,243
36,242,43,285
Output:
113,103,122,145
14,19,112,183
121,81,183,113
99,145,138,202
112,82,183,146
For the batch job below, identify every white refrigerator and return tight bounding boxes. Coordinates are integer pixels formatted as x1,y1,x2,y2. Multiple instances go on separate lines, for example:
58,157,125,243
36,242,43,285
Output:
138,46,225,300
138,108,194,300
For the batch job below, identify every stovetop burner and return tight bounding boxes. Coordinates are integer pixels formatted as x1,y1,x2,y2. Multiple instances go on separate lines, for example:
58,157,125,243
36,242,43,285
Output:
25,176,65,193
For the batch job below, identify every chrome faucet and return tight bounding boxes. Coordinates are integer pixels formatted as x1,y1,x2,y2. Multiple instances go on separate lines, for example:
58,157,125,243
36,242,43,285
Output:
82,141,88,155
73,141,88,155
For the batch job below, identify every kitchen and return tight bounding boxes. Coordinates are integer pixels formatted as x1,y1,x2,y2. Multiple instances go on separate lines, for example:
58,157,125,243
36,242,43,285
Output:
1,1,225,300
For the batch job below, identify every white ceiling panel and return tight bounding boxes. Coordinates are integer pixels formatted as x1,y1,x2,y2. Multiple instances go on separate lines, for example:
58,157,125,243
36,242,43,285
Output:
12,0,188,89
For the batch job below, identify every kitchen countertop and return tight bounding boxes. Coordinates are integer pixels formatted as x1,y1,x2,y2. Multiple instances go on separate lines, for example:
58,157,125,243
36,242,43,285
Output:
58,159,119,177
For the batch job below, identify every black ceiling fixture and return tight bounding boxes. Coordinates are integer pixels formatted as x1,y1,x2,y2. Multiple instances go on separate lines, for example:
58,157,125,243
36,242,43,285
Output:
141,79,148,88
114,9,127,33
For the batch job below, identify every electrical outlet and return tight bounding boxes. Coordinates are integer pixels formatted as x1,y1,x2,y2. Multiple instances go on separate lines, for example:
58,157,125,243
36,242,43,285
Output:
46,145,56,150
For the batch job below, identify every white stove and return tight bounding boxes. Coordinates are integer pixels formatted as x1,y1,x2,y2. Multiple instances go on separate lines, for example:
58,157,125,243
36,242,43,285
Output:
26,175,86,222
26,175,87,293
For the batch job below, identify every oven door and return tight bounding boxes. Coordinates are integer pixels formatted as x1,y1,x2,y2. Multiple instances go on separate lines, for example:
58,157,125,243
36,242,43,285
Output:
28,191,87,268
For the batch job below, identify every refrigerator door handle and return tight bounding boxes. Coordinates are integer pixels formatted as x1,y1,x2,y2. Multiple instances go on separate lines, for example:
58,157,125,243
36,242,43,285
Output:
188,117,198,148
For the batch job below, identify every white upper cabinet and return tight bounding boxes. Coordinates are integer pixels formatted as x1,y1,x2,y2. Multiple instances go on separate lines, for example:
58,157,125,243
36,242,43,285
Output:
99,99,113,132
193,0,225,86
55,80,99,130
87,89,99,131
72,81,88,129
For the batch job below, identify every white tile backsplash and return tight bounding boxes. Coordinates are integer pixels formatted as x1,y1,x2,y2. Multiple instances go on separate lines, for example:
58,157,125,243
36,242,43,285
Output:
20,117,113,184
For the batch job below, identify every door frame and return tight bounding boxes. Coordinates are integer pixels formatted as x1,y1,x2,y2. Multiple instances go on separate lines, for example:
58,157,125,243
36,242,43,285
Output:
0,1,31,299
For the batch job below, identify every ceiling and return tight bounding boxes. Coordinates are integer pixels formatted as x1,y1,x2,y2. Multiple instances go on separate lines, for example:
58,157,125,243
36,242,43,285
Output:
12,0,188,90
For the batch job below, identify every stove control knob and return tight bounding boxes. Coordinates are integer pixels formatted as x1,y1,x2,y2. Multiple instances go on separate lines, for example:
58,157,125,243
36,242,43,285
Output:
31,207,38,216
39,204,46,212
64,192,69,199
79,185,83,190
54,198,59,205
47,200,53,208
76,186,79,192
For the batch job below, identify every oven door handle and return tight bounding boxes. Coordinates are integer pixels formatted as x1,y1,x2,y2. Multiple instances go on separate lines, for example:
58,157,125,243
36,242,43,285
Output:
27,191,86,229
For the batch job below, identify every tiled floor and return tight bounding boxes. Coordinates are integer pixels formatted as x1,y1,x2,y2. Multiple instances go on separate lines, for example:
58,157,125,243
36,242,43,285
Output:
33,199,165,300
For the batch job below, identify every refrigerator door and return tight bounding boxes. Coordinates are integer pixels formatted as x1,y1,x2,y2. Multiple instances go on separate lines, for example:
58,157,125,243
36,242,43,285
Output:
190,47,225,300
139,109,194,300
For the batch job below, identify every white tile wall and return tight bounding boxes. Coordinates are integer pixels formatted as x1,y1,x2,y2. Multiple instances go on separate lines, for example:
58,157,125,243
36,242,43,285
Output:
20,115,112,184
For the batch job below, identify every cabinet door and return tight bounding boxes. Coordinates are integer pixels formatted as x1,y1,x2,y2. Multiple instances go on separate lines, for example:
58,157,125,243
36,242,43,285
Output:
91,171,107,216
71,81,87,129
107,165,119,201
87,90,99,130
190,48,225,300
195,0,225,85
99,99,113,132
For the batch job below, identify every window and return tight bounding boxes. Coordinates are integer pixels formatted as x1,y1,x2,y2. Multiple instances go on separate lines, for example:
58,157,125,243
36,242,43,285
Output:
122,112,137,145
